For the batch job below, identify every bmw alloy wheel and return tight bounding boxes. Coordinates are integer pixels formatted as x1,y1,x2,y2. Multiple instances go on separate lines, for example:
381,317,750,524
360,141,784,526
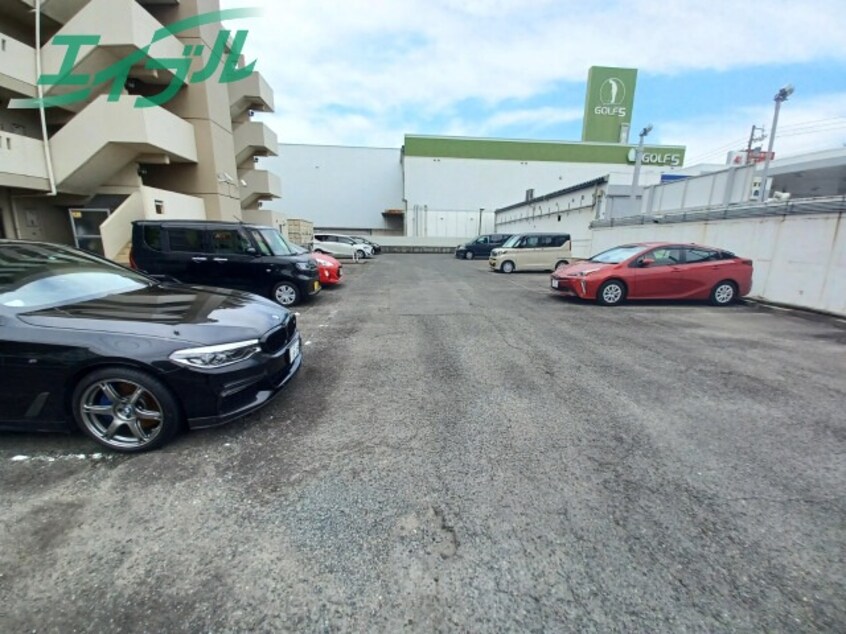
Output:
73,368,181,452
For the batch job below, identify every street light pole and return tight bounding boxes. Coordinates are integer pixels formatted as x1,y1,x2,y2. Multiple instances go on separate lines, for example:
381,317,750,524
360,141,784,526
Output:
757,84,794,202
630,123,653,212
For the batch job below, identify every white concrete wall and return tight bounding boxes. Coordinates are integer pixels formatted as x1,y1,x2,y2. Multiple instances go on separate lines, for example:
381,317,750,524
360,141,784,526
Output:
589,212,846,316
641,165,757,213
264,144,404,231
405,156,665,237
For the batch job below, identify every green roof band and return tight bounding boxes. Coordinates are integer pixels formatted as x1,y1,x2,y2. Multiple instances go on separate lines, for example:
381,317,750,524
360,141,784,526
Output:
404,135,686,166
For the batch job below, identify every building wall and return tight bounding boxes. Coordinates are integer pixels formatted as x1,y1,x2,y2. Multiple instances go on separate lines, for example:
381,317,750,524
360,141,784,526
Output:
589,212,846,316
264,144,404,231
494,182,605,259
405,156,666,238
0,0,277,251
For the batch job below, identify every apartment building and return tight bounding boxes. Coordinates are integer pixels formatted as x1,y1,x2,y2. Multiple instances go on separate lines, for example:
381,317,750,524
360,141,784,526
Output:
0,0,280,260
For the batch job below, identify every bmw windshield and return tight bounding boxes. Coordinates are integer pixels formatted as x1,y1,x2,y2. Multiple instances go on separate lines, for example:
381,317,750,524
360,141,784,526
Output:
0,243,151,312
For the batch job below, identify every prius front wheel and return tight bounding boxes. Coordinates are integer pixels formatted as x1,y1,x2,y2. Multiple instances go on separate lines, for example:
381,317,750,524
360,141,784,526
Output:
597,280,626,306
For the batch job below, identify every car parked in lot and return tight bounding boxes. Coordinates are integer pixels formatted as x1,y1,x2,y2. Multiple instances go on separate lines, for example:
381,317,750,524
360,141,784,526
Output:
489,232,572,273
0,240,302,453
349,236,382,254
130,220,320,307
291,243,343,285
455,233,512,260
550,242,753,306
312,234,374,260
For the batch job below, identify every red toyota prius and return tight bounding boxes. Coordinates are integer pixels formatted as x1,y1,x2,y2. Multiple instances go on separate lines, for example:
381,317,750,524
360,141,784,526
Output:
550,242,753,306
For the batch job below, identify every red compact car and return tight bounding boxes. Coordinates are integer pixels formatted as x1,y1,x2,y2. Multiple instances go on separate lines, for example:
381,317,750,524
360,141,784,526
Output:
311,251,343,286
550,242,753,306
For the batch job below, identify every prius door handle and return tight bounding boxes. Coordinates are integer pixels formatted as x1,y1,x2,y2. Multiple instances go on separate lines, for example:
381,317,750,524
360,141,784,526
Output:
191,257,207,262
213,257,229,263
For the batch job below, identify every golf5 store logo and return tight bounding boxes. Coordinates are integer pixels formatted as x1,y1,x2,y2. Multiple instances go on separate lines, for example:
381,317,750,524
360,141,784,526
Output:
595,77,626,117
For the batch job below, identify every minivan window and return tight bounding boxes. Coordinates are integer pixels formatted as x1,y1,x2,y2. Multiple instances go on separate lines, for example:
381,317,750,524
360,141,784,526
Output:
209,229,252,255
167,228,203,252
251,228,295,256
143,225,162,251
502,235,521,248
476,236,489,244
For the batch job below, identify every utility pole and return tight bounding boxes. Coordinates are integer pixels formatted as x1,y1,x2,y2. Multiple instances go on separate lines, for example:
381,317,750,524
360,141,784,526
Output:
745,125,766,163
758,84,794,202
630,124,653,212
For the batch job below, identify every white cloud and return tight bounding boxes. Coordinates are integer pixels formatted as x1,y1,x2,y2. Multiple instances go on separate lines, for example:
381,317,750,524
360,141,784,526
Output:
221,0,846,149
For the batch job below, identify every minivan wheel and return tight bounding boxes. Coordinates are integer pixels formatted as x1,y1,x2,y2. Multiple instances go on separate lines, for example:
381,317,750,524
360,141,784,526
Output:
464,251,475,260
273,281,300,306
554,260,569,270
500,260,515,274
72,367,181,453
710,280,737,306
597,280,626,306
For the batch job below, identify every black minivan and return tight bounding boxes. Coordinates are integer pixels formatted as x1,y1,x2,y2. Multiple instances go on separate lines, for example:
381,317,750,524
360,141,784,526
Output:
455,233,512,260
130,220,320,306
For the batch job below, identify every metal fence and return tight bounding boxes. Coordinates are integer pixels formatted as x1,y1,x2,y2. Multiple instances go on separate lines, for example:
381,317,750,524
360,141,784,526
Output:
590,195,846,229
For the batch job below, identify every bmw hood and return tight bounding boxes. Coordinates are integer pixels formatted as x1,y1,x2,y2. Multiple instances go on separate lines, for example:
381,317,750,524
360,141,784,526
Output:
18,284,290,345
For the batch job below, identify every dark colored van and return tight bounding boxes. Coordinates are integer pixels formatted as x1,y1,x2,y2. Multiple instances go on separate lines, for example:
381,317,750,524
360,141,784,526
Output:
130,220,320,306
455,233,512,260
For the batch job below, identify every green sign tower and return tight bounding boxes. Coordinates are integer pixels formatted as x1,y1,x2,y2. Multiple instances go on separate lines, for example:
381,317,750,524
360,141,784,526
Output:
581,66,638,144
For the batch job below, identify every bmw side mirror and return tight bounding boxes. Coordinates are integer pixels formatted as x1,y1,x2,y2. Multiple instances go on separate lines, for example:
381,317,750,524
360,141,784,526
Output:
640,257,655,267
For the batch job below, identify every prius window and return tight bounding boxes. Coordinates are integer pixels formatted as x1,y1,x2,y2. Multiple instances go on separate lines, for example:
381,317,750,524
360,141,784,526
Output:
646,247,683,266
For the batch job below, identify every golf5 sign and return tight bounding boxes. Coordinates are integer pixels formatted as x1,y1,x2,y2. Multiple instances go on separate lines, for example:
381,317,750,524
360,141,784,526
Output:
581,66,637,144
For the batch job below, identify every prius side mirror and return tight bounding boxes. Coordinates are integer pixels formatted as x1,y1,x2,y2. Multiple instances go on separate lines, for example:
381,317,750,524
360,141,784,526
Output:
246,247,258,256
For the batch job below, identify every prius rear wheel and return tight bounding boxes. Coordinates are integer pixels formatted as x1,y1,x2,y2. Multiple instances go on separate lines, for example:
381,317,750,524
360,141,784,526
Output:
710,281,737,306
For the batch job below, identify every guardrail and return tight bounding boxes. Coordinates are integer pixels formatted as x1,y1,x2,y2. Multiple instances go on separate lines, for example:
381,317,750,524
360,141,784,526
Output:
591,196,846,229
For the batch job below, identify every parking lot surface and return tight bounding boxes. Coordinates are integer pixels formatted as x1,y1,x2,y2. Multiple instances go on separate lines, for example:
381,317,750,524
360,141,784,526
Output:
2,255,844,632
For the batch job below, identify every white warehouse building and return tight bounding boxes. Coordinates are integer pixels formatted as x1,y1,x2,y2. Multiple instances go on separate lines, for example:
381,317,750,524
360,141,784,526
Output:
265,66,688,241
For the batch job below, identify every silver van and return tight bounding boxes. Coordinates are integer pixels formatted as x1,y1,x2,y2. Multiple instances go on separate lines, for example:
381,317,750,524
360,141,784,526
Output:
489,232,572,273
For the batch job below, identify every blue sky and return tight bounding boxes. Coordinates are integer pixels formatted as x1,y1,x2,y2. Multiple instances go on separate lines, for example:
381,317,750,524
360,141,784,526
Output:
221,0,846,165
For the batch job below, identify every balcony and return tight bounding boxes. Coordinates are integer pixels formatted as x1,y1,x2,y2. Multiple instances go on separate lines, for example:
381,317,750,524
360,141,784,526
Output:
0,131,49,191
233,121,278,166
19,0,91,25
229,71,275,118
50,95,197,193
0,32,37,96
239,168,281,209
39,0,185,110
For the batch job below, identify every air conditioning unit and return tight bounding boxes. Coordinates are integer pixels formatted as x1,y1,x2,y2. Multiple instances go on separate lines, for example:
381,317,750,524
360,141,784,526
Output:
750,176,764,200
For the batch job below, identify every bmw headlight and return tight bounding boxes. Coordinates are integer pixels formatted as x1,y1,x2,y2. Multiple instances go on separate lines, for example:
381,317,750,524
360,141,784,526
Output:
170,339,261,369
315,257,333,267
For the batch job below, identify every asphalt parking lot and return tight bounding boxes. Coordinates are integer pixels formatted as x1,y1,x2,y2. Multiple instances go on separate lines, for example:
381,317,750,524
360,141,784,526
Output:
1,254,844,632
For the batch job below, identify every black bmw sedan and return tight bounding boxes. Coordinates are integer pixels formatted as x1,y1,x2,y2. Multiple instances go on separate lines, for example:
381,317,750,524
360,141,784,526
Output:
0,240,302,453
